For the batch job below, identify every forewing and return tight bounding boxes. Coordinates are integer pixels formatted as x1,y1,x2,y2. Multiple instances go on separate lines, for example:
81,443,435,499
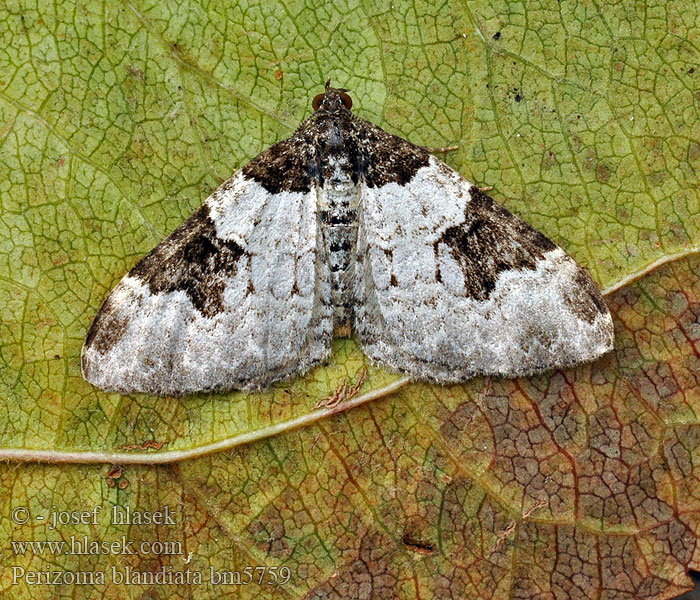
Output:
354,153,614,383
82,159,332,396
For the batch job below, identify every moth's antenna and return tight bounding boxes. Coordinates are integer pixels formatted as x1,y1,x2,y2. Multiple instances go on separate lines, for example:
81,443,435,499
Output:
325,78,331,91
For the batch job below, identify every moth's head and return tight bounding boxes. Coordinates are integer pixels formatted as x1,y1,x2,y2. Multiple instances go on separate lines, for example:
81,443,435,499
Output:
312,78,353,114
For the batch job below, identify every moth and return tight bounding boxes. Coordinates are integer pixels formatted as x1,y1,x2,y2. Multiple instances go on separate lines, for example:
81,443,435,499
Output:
82,81,614,396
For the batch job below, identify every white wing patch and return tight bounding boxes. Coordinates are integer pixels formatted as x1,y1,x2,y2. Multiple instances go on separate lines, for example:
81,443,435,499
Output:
353,156,614,382
81,173,333,396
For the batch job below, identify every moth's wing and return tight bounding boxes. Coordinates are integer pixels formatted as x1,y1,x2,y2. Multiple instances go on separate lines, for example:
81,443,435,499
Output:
354,152,614,383
82,156,332,396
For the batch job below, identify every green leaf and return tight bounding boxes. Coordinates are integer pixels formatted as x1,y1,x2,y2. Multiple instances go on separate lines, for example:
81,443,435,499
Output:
1,0,699,598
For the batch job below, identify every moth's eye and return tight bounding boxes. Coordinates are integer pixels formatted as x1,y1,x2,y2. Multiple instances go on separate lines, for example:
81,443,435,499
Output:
312,93,324,111
340,91,353,110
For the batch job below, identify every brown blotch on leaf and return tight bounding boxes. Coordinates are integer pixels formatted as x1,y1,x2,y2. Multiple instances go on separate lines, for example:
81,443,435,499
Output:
107,466,122,479
118,440,165,451
105,465,126,489
142,440,164,450
304,531,396,599
127,65,144,79
401,533,436,555
314,366,368,409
